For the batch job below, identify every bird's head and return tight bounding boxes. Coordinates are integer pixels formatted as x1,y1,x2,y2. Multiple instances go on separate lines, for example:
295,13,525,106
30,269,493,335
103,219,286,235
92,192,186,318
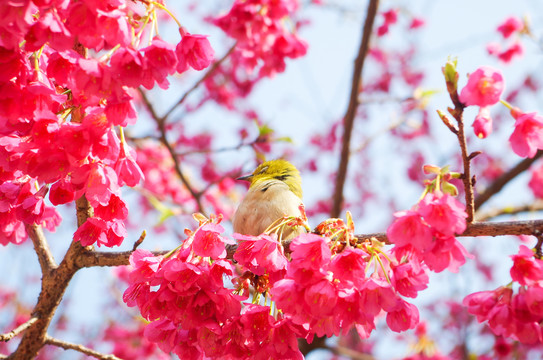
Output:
237,159,303,199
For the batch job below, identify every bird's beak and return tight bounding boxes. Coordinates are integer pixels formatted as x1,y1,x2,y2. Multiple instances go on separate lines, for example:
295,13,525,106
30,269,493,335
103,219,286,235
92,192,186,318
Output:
236,174,253,181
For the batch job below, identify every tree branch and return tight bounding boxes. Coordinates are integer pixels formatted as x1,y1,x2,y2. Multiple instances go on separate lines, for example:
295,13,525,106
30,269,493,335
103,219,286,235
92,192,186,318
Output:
44,335,121,360
139,89,206,215
9,196,94,360
161,43,237,122
474,149,543,211
25,224,56,275
475,200,543,221
354,218,543,243
331,0,380,218
0,317,38,342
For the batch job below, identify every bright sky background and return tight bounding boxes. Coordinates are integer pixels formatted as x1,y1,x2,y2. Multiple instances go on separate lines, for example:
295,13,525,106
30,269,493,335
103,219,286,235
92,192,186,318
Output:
1,0,543,358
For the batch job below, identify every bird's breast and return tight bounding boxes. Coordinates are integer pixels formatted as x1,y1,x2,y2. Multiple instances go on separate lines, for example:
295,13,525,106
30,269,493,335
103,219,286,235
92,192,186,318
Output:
233,180,304,238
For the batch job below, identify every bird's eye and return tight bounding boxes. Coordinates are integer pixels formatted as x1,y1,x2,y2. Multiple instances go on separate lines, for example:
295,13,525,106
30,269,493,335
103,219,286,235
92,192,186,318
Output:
257,166,269,174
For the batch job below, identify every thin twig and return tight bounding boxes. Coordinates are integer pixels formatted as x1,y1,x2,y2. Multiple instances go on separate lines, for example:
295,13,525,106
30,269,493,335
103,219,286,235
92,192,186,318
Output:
474,149,543,211
326,344,376,360
132,230,147,251
160,43,237,122
79,219,543,268
331,0,380,218
25,224,56,275
475,201,543,221
139,89,206,214
10,195,94,360
353,218,543,244
78,250,170,268
0,317,38,342
44,335,121,360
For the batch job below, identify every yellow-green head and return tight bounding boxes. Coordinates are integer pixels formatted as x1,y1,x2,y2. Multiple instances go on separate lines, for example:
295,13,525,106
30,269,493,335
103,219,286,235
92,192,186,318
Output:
237,159,303,199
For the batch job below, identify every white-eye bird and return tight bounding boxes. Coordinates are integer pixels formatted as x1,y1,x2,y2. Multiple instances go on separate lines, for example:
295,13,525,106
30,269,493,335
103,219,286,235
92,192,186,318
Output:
233,159,307,241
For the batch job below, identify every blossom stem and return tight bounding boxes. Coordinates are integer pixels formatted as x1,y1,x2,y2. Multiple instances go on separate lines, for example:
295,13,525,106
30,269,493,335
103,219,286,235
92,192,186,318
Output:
499,99,514,110
151,2,182,28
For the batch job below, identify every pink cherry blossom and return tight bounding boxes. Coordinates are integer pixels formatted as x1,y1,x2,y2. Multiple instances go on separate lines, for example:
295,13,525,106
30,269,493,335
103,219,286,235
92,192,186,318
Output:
142,38,178,90
233,233,288,278
459,66,504,107
386,299,419,332
498,41,524,63
417,193,467,236
509,109,543,158
529,163,543,199
175,32,215,73
497,16,524,38
510,245,543,286
473,106,493,138
192,223,233,259
387,209,433,251
73,217,109,247
115,142,144,187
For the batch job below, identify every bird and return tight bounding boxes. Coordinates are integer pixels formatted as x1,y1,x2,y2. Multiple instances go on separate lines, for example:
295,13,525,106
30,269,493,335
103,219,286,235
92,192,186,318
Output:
233,159,308,241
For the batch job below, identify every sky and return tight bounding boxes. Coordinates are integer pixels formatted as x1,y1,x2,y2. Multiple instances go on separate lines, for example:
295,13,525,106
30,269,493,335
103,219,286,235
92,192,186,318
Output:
2,0,543,358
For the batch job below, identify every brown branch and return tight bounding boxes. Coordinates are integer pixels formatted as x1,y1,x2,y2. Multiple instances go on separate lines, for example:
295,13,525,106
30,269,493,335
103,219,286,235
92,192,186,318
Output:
9,196,94,359
44,335,121,360
456,113,475,223
354,219,543,244
0,317,38,342
25,224,56,275
331,0,380,218
77,250,170,268
475,201,543,221
79,218,543,270
139,89,206,214
326,344,375,360
160,43,237,122
474,150,543,211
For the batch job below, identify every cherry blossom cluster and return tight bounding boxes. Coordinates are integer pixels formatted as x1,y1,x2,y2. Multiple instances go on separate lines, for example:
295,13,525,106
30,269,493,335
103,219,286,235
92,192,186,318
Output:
487,16,526,63
123,215,304,359
458,65,504,139
123,211,432,359
212,0,308,79
463,245,543,344
0,1,217,246
387,191,470,273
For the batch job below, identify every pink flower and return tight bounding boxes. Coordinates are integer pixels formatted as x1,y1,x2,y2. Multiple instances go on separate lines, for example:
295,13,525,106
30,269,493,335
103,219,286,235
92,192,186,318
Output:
423,234,471,273
473,106,493,139
529,163,543,199
86,162,120,207
498,41,524,63
497,16,524,38
94,194,128,221
418,193,467,236
386,299,419,332
509,109,543,158
524,285,543,317
142,38,178,90
459,66,504,107
409,17,425,30
73,217,109,246
49,178,76,205
233,233,288,278
391,262,429,298
510,245,543,286
115,142,144,187
289,233,331,271
110,47,153,89
193,223,233,259
175,31,214,73
387,210,433,251
329,247,368,287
